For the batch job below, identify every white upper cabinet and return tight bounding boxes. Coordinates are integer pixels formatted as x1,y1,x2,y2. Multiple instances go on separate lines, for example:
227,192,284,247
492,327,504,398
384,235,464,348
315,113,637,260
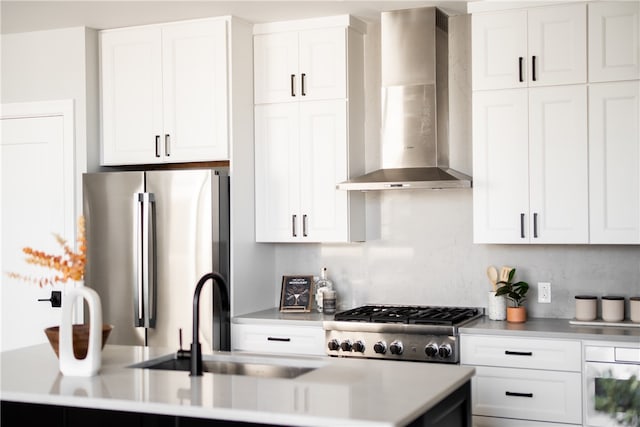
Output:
254,27,347,104
100,18,229,165
589,81,640,244
588,2,640,83
472,4,586,90
473,85,588,244
253,15,365,243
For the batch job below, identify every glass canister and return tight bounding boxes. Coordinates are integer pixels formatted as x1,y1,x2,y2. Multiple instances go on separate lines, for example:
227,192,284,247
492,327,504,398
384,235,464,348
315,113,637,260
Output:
602,296,625,322
575,295,597,321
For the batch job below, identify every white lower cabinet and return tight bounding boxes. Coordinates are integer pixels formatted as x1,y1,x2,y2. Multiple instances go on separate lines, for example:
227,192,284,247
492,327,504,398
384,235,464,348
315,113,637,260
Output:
231,323,325,356
461,334,582,426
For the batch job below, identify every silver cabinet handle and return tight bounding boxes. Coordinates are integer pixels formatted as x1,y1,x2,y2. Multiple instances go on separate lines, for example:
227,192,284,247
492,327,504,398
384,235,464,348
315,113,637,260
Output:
292,214,297,237
291,74,296,97
520,213,525,239
303,214,308,237
155,135,161,158
165,134,171,157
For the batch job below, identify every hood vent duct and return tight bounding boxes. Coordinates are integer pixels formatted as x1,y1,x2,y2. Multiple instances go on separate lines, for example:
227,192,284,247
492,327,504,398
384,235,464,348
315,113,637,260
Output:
338,7,472,191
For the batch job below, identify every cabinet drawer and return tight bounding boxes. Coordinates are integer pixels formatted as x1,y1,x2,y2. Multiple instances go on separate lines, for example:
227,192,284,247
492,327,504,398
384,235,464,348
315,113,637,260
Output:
232,323,325,356
470,366,582,424
460,335,581,371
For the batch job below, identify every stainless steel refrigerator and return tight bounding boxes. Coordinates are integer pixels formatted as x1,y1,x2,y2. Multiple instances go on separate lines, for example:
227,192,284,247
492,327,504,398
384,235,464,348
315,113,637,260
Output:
82,169,230,352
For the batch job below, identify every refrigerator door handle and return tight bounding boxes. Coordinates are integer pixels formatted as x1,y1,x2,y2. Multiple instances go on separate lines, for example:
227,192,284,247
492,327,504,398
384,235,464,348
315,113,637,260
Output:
134,193,145,327
142,192,158,328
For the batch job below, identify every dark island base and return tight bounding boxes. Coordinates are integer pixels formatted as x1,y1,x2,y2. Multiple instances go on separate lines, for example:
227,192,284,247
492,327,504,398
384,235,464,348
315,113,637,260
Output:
2,381,470,427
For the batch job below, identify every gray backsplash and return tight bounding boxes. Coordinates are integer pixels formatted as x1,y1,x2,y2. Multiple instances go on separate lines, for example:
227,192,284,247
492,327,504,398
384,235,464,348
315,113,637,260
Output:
273,190,640,319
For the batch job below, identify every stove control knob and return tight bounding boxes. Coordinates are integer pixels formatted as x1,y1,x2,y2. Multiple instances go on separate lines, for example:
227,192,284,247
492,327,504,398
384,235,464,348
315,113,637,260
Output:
340,340,353,352
389,341,404,355
327,339,340,351
438,344,452,358
373,341,387,354
352,340,366,353
425,343,439,357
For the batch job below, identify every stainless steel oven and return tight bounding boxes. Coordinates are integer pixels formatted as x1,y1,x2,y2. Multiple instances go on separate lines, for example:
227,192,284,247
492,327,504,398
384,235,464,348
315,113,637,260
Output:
584,341,640,427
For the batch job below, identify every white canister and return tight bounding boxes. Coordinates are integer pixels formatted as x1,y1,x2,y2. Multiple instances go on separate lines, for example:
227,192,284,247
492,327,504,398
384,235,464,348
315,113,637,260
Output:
574,295,597,321
630,297,640,323
601,296,625,322
488,291,507,321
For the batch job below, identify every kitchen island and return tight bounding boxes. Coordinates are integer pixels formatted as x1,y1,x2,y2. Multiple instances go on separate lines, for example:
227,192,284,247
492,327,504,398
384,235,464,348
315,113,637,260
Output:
1,344,474,427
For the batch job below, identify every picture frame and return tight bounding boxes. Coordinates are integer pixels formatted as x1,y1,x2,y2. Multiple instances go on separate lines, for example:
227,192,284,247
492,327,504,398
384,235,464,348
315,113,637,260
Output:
279,275,314,312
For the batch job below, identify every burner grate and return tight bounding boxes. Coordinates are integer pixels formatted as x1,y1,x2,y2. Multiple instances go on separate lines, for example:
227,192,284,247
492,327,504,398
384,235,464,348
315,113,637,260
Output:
333,305,481,326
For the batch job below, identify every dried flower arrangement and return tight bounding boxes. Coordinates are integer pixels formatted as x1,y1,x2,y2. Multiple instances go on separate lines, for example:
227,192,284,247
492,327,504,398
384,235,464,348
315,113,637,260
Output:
6,216,86,287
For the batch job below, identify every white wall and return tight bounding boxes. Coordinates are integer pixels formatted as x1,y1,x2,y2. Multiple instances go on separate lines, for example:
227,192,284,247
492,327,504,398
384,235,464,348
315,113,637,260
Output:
1,26,100,192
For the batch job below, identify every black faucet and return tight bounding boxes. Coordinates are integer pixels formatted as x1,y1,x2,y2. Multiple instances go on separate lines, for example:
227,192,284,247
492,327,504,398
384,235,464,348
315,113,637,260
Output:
190,272,229,376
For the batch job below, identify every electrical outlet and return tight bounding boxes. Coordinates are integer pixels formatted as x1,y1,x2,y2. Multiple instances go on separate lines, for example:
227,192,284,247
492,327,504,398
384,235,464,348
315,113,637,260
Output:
538,282,551,303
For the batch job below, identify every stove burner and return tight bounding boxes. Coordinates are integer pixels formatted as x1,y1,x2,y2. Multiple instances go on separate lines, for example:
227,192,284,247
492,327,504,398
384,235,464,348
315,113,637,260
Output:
334,305,481,326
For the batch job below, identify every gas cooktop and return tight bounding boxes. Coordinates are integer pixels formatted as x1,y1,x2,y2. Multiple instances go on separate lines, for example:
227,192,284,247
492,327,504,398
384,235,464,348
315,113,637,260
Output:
324,304,484,363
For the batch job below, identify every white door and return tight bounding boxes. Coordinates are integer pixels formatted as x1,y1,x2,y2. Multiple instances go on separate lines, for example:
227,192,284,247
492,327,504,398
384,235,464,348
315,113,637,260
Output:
298,100,347,242
472,89,529,243
589,81,640,244
528,85,588,243
0,101,76,351
588,2,640,83
527,4,587,87
100,27,163,165
472,10,528,90
298,27,346,101
254,103,300,242
162,19,229,162
253,32,299,104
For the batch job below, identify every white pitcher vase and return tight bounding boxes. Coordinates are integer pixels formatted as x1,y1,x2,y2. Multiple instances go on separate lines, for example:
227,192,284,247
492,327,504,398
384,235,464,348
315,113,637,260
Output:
59,287,103,376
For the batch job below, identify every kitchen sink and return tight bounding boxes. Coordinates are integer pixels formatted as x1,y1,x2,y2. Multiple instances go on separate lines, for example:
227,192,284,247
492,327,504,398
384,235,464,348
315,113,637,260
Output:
129,353,322,379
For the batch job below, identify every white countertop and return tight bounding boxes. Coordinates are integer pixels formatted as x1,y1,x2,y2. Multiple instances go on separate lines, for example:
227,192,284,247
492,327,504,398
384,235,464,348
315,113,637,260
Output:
459,316,640,342
0,344,474,426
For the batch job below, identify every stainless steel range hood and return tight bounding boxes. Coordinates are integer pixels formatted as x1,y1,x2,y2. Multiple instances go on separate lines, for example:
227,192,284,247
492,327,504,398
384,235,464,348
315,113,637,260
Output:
338,7,472,191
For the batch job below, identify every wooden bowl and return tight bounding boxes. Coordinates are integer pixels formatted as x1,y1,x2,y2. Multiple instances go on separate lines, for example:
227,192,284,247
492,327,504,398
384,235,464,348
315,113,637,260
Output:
44,324,113,359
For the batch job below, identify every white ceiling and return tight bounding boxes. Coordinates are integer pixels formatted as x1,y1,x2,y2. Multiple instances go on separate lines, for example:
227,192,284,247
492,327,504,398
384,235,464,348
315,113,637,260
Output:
0,1,471,34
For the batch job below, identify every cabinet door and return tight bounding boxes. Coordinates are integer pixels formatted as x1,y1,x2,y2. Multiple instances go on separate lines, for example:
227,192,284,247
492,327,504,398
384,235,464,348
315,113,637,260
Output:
473,89,529,243
298,100,348,242
589,2,640,83
162,19,229,162
254,32,298,104
527,4,587,87
589,81,640,244
528,85,588,243
100,27,163,165
254,103,300,242
472,10,528,90
298,27,347,100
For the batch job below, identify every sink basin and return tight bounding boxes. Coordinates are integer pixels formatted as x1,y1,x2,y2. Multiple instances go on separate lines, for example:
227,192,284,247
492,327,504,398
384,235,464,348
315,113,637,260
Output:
130,353,322,379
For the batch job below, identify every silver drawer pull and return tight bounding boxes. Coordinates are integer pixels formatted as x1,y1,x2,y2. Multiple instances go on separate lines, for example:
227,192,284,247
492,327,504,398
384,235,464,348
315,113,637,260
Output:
505,350,533,356
506,391,534,398
267,337,291,342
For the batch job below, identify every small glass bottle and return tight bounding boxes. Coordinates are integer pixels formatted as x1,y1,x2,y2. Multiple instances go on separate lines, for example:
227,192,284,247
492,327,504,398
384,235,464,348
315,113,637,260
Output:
314,267,333,312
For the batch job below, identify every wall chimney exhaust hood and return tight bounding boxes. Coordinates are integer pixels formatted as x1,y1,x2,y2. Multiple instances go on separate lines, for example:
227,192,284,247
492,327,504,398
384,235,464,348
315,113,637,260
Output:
338,7,472,191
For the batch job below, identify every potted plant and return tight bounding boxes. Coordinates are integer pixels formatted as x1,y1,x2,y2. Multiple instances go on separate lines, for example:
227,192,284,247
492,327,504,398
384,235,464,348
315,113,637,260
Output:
495,268,529,323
